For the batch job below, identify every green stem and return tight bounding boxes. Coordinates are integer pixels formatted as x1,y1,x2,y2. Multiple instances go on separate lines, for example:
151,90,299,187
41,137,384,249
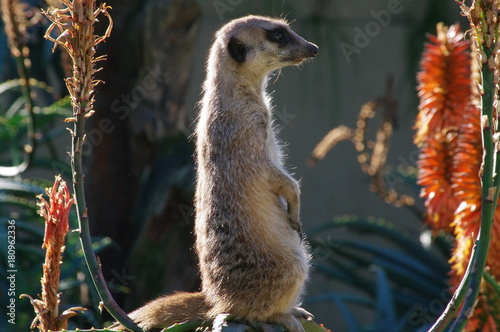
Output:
71,115,142,332
428,27,498,332
484,271,500,294
448,47,497,332
427,272,469,331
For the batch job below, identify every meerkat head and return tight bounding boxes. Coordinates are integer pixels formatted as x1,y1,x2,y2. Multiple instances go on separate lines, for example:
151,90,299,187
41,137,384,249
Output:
214,16,318,77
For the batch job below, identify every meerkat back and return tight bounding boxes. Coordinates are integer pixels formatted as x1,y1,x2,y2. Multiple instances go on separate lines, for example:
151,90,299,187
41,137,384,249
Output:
195,15,318,332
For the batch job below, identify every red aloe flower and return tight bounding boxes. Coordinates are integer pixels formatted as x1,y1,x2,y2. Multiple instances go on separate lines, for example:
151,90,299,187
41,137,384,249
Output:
417,129,460,233
38,175,76,331
450,113,500,329
22,176,82,331
416,23,471,233
39,175,74,249
449,110,483,282
416,22,500,331
414,23,471,147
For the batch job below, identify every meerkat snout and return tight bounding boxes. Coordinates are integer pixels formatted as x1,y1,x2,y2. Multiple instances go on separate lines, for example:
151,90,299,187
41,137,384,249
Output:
265,26,318,64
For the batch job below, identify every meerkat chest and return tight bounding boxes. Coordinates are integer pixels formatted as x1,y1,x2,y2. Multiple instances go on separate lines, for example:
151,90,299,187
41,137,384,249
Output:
266,124,284,167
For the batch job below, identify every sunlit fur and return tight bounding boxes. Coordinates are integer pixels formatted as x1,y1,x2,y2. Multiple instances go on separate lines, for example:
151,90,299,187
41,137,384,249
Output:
111,16,318,332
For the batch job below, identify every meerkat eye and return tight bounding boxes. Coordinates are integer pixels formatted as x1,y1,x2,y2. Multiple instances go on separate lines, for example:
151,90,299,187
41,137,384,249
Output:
267,28,288,44
274,30,286,41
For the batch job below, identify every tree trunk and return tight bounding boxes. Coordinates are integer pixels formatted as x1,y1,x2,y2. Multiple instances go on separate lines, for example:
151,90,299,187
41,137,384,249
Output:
86,0,201,310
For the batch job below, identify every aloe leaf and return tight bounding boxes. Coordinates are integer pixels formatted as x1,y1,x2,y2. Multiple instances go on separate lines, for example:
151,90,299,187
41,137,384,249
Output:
0,79,22,95
307,292,374,307
5,96,26,118
373,265,396,330
336,240,447,287
307,293,361,331
0,178,46,195
308,217,448,274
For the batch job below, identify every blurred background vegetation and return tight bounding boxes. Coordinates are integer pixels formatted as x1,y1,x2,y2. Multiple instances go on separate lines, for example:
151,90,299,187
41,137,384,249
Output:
0,0,468,331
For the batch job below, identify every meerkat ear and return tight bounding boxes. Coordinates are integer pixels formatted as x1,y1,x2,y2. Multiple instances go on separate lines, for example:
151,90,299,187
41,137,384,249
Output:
228,37,246,63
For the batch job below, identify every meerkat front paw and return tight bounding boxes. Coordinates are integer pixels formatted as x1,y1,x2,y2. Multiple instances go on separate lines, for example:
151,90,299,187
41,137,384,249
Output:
288,214,303,240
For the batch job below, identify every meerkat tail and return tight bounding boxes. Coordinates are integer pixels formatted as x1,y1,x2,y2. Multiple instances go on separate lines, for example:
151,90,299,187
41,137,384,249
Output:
109,292,208,331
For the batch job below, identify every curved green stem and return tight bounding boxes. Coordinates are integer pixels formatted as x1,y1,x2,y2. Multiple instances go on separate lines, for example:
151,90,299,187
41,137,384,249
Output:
484,271,500,294
449,45,497,332
0,51,37,177
429,4,498,329
71,113,142,332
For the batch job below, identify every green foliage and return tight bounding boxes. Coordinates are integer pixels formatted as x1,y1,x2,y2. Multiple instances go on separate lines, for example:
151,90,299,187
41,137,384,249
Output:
0,42,109,331
307,216,451,332
0,56,72,328
0,77,72,170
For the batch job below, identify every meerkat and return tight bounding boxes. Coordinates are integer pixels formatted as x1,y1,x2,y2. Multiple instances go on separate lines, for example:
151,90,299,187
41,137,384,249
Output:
111,15,318,332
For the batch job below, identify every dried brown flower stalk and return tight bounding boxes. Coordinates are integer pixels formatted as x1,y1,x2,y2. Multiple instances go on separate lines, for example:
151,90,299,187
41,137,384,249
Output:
309,125,354,166
310,78,417,212
0,0,42,176
354,98,415,208
1,0,28,58
21,176,83,331
42,2,139,330
43,0,112,119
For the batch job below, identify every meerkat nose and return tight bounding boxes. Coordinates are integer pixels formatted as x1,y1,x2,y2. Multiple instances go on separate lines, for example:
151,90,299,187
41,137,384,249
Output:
309,43,319,57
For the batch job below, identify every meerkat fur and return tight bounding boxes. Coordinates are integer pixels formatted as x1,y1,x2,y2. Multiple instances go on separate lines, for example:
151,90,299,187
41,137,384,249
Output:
111,15,318,332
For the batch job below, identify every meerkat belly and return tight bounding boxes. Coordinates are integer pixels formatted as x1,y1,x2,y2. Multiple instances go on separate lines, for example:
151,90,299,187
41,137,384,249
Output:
198,171,309,319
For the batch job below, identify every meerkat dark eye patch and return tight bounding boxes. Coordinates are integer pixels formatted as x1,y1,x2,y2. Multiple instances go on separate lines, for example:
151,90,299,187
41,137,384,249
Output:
267,28,289,45
228,37,246,63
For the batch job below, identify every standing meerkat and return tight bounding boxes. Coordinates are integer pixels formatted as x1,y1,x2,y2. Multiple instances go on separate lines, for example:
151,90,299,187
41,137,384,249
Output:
112,15,318,332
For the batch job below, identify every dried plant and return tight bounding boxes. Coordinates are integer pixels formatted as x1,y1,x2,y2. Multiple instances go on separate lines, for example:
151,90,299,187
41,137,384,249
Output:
21,176,83,331
1,0,28,58
42,1,140,330
309,125,353,166
43,0,112,120
45,0,63,8
310,77,417,213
